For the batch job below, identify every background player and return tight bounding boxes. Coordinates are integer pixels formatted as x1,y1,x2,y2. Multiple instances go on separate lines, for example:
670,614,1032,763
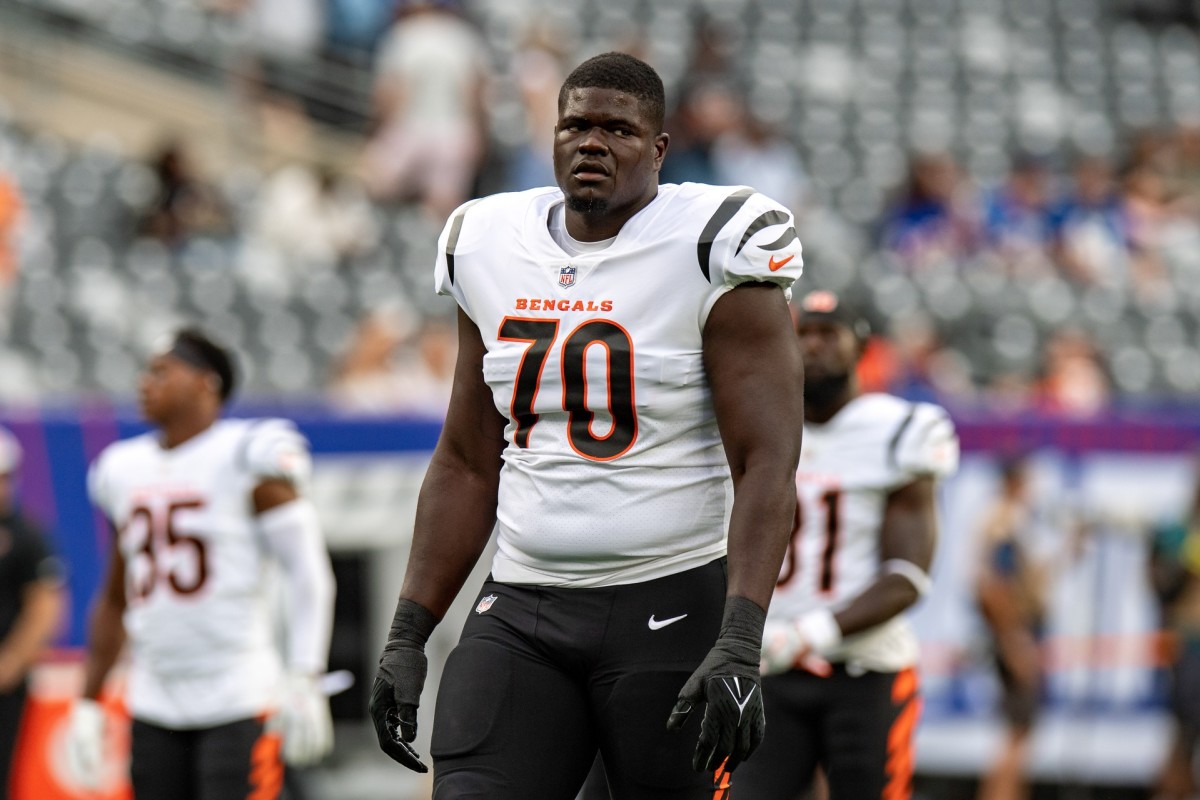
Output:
0,426,65,800
369,52,805,799
734,290,959,799
974,456,1046,800
65,328,337,799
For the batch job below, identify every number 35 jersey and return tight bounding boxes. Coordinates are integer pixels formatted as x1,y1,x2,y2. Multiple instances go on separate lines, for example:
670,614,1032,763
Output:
88,418,311,727
436,183,804,587
769,394,959,672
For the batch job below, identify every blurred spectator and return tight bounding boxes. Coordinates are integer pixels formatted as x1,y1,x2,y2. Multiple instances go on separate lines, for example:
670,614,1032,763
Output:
1052,157,1132,288
660,80,741,186
362,0,488,221
1121,166,1178,302
975,456,1046,800
713,109,808,212
1036,329,1111,417
881,154,978,272
885,312,948,403
982,155,1058,270
329,313,455,416
0,427,66,800
1148,463,1200,800
0,172,21,336
505,25,568,191
138,140,232,248
1174,123,1200,200
324,0,396,63
252,164,380,267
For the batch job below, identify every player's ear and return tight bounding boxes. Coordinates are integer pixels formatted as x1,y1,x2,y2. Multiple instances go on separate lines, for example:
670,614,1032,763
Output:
653,132,669,169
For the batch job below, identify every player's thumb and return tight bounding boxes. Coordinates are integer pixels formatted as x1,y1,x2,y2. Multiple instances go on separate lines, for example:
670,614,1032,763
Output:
666,674,704,731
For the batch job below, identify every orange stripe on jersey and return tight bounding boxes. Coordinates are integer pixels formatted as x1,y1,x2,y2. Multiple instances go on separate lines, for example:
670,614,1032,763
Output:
884,668,921,800
247,726,284,800
712,758,733,800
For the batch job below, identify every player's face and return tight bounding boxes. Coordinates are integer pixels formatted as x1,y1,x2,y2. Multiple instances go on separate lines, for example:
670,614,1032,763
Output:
138,353,213,424
553,87,668,220
796,319,859,383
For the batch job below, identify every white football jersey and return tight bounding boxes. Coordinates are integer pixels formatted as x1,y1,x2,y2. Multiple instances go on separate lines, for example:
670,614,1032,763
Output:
769,394,959,672
436,183,804,587
88,418,311,728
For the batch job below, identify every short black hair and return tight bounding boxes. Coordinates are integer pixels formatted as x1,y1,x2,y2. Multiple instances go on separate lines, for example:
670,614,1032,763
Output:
559,52,666,133
171,327,237,403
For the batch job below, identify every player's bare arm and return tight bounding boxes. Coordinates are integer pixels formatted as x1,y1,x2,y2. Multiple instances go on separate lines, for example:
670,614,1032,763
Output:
252,477,299,513
399,308,508,618
666,281,804,774
830,475,938,636
82,528,127,701
372,308,508,772
703,282,805,610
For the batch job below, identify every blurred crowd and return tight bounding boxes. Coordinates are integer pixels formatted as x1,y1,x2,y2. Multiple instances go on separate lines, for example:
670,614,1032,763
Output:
3,0,1200,415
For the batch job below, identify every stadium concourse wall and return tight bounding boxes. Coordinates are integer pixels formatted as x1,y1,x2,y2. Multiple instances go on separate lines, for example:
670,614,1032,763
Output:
3,404,1200,788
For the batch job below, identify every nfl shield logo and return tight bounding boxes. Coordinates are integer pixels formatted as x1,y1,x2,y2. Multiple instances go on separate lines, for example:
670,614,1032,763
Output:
558,265,576,288
475,594,498,614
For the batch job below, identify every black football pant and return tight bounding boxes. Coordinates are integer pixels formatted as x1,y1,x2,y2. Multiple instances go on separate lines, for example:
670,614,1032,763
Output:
731,665,921,800
130,716,282,800
431,558,732,800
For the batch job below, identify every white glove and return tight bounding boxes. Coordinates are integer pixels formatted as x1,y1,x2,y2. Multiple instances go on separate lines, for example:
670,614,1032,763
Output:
64,699,106,789
278,673,334,767
760,610,840,677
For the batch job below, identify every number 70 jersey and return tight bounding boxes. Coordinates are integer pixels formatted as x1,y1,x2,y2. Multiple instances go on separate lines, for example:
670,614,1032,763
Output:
435,183,804,588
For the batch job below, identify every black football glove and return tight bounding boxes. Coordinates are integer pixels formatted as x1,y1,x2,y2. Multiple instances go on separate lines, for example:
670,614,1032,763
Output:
369,597,438,773
666,596,767,774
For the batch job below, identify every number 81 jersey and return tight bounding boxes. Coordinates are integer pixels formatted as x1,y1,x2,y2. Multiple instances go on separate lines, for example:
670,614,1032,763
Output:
770,394,959,672
436,183,803,588
87,418,311,727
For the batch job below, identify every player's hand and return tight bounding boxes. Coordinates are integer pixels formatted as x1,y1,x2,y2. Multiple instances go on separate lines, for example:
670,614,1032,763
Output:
760,619,833,677
369,598,438,773
278,673,334,767
667,596,767,774
64,699,106,790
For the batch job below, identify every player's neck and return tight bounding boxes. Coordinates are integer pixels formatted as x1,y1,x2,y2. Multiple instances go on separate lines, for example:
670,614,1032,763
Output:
564,189,658,241
805,386,859,425
158,413,218,449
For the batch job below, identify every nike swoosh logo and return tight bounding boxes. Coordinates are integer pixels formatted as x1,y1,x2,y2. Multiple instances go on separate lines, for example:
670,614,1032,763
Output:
647,613,688,630
722,677,757,723
768,254,795,271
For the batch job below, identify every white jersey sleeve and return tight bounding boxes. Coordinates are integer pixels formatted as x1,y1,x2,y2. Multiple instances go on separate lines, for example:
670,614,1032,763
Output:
434,198,484,320
700,189,804,324
240,419,313,489
892,402,959,481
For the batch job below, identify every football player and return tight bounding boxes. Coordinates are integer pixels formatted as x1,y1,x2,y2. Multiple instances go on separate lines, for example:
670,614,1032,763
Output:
66,328,336,799
733,291,959,799
369,52,806,799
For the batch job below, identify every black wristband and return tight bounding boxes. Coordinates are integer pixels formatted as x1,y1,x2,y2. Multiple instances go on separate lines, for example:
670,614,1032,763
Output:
388,597,438,648
719,595,767,650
